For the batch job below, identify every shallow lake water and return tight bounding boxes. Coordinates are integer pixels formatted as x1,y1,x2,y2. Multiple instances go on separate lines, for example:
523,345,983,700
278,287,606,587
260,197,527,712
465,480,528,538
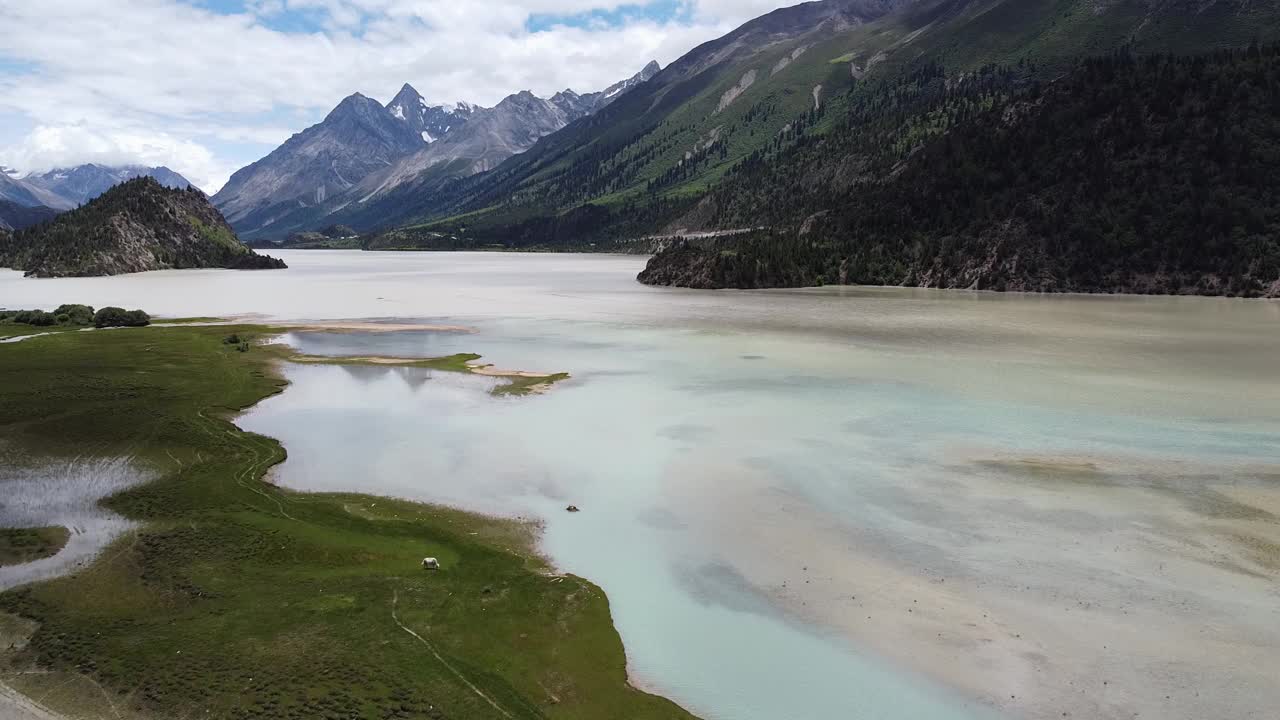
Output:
0,458,149,592
3,251,1279,720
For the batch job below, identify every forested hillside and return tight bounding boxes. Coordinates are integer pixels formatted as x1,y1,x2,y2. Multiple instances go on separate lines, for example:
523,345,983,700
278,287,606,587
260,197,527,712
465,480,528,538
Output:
353,0,1279,255
639,46,1280,297
0,178,286,277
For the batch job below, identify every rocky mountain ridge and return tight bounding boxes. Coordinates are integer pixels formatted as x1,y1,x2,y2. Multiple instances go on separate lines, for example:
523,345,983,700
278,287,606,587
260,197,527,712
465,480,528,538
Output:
385,85,475,143
0,164,194,212
24,164,192,206
212,61,661,239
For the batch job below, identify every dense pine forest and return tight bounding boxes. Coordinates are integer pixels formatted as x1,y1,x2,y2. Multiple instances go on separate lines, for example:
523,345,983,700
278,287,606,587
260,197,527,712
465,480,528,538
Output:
639,45,1280,296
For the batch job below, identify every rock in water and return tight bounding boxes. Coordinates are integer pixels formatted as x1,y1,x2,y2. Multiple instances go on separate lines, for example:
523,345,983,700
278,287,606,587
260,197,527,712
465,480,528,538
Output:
0,176,286,277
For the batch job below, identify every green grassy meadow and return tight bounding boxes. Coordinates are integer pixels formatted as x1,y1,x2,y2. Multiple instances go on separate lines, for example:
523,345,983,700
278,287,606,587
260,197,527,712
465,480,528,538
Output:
0,324,692,720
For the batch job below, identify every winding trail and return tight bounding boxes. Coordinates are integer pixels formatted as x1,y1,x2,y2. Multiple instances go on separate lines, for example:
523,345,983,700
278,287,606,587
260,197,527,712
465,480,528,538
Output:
390,591,513,719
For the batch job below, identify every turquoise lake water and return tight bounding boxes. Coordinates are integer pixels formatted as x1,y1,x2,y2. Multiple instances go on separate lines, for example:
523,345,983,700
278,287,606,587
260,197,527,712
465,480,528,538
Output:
4,251,1278,720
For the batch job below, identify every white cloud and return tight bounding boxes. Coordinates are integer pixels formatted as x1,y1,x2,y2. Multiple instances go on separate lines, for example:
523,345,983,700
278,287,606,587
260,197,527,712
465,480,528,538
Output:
0,0,793,193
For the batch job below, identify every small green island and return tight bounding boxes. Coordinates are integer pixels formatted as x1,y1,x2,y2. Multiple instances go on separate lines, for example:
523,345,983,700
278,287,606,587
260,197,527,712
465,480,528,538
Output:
0,317,689,719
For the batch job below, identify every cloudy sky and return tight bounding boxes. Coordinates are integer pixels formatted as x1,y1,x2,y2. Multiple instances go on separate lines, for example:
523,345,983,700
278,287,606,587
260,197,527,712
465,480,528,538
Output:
0,0,791,193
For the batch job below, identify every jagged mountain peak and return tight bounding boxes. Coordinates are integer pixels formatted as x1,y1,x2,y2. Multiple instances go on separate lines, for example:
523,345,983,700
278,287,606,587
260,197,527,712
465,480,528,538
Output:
215,61,674,239
328,93,384,119
385,85,476,144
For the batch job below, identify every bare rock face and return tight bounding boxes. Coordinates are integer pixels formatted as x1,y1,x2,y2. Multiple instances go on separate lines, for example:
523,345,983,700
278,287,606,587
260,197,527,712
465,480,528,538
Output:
385,84,475,145
1,177,285,277
215,62,662,240
212,93,424,237
345,61,664,209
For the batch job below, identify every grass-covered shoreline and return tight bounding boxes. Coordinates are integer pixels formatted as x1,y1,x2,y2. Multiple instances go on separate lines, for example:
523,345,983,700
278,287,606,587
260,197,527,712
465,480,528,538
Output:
0,323,691,720
0,528,71,568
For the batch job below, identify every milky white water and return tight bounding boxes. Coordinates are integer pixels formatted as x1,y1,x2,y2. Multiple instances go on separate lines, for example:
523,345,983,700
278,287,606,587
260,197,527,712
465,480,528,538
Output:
0,458,149,592
3,251,1278,720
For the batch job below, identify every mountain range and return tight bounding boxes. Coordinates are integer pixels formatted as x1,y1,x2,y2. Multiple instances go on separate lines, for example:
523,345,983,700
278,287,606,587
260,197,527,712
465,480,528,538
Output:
0,199,59,232
8,0,1279,296
212,61,661,239
328,0,1275,297
357,0,1274,243
0,163,194,216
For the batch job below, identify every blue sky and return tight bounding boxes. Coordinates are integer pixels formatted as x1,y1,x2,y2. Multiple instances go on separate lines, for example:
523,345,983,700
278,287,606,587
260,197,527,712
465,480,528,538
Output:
527,0,691,32
0,0,784,191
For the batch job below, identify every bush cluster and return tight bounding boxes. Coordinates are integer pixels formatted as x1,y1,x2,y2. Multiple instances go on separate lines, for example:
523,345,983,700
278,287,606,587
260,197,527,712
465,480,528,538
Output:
1,303,101,327
93,307,151,328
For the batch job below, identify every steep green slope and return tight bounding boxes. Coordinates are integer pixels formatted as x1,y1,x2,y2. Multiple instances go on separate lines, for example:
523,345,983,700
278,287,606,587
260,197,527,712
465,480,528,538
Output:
0,177,286,277
347,0,913,241
638,45,1280,297
357,0,1279,249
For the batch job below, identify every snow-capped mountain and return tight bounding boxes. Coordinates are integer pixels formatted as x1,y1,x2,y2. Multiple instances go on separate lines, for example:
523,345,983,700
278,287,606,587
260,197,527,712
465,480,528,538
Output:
0,170,65,210
23,164,193,207
211,93,424,233
0,164,191,212
216,61,661,239
385,84,476,144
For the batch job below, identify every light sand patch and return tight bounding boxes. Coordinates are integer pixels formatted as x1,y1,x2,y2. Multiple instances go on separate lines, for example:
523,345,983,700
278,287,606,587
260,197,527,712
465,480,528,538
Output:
283,353,568,394
0,682,65,720
660,448,1280,720
280,321,475,334
153,317,475,334
1215,482,1280,517
289,355,427,365
466,362,554,379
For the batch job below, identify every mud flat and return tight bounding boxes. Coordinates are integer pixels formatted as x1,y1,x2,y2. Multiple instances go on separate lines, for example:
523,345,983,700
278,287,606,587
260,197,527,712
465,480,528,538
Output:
670,448,1280,720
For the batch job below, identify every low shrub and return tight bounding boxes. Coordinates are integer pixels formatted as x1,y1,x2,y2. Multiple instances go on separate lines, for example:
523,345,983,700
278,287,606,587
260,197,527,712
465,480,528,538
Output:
13,310,58,326
94,307,151,328
53,304,95,325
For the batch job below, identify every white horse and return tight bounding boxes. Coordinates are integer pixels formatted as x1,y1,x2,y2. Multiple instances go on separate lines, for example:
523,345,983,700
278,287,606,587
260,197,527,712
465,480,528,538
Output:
422,557,440,570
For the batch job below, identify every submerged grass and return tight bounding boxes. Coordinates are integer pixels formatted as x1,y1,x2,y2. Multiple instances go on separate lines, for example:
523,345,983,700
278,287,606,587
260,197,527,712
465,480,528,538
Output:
0,324,692,720
0,527,71,567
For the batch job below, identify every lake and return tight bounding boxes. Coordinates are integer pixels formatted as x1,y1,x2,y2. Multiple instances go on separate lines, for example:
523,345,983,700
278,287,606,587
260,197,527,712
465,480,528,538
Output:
3,250,1278,720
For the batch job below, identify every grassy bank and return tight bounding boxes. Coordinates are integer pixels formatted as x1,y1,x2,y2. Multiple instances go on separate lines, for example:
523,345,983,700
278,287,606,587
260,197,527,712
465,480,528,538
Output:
0,324,693,720
0,528,71,567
